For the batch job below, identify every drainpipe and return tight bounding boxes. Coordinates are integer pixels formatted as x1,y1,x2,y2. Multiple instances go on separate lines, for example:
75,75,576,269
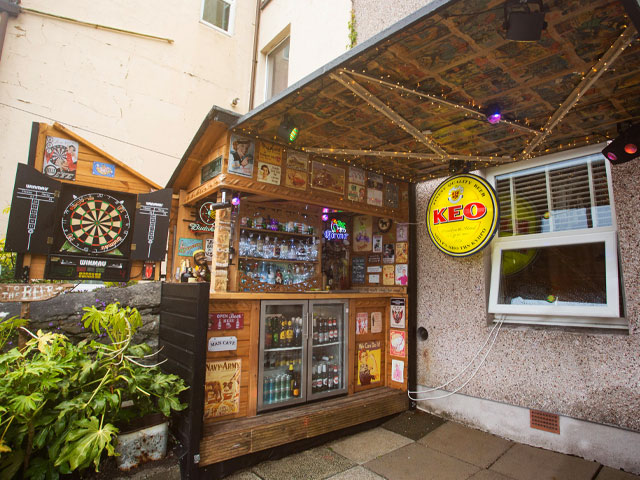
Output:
248,0,262,110
0,0,21,64
408,182,418,409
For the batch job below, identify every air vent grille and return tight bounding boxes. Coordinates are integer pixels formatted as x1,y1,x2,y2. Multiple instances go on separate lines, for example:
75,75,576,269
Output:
530,409,560,434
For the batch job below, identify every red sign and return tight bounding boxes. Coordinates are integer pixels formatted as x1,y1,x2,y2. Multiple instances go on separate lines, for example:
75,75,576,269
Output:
209,312,244,331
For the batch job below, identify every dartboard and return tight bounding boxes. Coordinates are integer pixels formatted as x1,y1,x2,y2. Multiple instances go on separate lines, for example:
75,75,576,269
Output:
61,193,131,254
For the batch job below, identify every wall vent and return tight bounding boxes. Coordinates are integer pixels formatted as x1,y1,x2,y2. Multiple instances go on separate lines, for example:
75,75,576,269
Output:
530,409,560,434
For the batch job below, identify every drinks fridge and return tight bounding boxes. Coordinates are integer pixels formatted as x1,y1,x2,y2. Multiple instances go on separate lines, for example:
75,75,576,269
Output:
258,300,348,412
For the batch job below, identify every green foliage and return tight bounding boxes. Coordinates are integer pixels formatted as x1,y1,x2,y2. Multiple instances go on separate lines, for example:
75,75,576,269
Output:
0,317,28,351
0,303,188,479
347,9,357,49
103,280,138,288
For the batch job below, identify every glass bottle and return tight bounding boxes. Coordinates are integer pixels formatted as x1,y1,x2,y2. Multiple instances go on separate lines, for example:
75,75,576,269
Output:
256,234,264,258
267,264,275,284
274,237,281,258
280,237,288,259
263,236,272,259
248,233,256,257
288,238,297,259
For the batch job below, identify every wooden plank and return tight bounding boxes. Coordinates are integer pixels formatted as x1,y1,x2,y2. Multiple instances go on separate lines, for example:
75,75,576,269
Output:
0,283,74,302
247,301,260,417
198,388,408,466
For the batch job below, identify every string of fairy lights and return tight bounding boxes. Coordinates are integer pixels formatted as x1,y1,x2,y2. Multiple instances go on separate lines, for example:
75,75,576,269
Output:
236,23,638,184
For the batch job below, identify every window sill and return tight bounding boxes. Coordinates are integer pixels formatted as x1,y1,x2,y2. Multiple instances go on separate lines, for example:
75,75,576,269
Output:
490,314,629,332
199,19,233,37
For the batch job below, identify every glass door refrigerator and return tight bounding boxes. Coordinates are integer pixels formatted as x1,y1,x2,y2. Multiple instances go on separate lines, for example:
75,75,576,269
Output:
258,300,308,412
308,300,348,399
258,299,348,412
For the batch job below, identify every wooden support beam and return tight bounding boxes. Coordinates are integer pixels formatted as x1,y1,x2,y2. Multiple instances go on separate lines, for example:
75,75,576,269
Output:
329,72,448,157
521,25,637,158
341,69,541,137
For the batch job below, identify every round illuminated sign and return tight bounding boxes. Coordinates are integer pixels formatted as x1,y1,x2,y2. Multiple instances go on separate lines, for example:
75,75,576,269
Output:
426,174,499,257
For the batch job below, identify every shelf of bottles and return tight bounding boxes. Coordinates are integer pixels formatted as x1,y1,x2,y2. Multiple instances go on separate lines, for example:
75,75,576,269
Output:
261,312,305,408
310,303,345,397
238,216,320,290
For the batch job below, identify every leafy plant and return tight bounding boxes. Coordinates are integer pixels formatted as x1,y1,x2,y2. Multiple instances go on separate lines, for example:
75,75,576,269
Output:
347,9,357,49
0,206,17,282
0,303,187,479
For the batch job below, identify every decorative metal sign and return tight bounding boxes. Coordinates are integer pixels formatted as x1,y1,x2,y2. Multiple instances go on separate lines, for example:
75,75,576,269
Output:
426,173,498,257
209,312,244,330
208,336,238,352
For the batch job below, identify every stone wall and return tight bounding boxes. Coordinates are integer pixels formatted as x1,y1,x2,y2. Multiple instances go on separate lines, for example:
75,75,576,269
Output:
0,282,162,347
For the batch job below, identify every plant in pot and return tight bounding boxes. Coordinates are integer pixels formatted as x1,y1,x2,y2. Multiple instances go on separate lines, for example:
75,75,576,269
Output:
80,303,188,471
0,303,187,478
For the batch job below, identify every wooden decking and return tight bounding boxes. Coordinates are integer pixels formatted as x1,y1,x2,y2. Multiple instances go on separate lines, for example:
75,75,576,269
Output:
199,387,408,466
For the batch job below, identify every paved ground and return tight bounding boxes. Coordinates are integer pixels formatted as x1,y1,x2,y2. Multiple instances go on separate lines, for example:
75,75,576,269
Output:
222,410,640,480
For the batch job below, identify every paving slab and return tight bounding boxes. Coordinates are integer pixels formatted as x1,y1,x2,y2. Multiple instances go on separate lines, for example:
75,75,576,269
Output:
364,442,480,480
251,446,355,480
381,409,446,440
326,465,387,480
468,470,515,480
223,470,262,480
419,421,514,468
596,467,640,480
328,426,414,464
490,443,600,480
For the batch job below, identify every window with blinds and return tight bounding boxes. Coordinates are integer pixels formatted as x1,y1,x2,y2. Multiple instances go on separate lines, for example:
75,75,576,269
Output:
487,151,623,326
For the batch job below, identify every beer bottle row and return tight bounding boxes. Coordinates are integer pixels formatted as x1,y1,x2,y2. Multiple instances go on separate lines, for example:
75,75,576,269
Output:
265,315,304,349
312,316,339,345
311,358,341,393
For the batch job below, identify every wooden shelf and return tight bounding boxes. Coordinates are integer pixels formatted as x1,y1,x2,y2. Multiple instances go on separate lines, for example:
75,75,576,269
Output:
238,256,318,265
240,227,317,238
264,346,303,352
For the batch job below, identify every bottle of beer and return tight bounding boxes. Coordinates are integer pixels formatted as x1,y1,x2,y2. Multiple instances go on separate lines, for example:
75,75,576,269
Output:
332,318,338,342
312,318,318,344
333,365,340,389
290,364,300,397
311,365,317,393
265,317,272,348
280,318,287,346
286,319,293,347
272,317,280,348
322,363,328,391
319,318,325,344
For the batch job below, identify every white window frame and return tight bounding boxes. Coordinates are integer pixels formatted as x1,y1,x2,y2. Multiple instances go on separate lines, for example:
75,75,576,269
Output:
200,0,236,36
484,144,625,329
264,36,290,102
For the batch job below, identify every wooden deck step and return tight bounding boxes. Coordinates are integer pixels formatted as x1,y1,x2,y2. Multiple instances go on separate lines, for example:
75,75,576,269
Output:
199,387,408,466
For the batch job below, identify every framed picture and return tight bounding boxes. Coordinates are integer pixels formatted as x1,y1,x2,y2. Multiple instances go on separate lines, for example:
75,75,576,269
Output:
349,166,366,185
372,235,383,253
43,136,78,181
258,142,283,165
356,312,368,334
395,264,408,286
383,243,395,264
257,162,281,185
311,161,345,195
228,135,255,178
353,215,372,252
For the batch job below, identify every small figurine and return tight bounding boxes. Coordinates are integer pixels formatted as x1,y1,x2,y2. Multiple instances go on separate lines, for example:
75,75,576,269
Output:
192,249,211,282
275,269,283,285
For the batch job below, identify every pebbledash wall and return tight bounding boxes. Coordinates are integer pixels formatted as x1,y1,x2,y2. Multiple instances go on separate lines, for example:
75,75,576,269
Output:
413,157,640,471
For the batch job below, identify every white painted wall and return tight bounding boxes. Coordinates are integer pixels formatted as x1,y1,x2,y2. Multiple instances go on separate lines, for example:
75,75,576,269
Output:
255,0,352,105
0,0,257,233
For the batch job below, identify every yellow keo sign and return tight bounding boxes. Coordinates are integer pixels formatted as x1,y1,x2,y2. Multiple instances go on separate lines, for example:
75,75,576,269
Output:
426,174,499,257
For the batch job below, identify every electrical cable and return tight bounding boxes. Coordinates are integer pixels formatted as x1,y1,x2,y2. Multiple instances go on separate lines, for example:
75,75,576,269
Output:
408,317,503,401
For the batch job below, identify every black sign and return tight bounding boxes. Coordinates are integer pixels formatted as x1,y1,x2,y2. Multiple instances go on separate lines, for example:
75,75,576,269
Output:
46,255,130,281
352,257,365,284
6,164,61,254
201,156,222,183
130,189,172,261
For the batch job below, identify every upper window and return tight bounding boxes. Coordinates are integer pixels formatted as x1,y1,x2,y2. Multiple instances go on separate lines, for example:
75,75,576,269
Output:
201,0,235,34
266,37,290,101
486,150,624,328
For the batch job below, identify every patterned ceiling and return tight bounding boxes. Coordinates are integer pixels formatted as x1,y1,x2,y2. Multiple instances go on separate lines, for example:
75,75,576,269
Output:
233,0,640,182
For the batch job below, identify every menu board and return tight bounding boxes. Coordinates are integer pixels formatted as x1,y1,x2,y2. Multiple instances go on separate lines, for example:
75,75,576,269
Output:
352,257,365,284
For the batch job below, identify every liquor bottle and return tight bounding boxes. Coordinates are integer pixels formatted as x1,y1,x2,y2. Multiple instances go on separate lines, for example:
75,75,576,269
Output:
267,265,275,284
272,316,280,348
286,319,293,347
265,318,272,348
312,318,318,344
256,234,264,258
274,238,281,258
280,318,287,347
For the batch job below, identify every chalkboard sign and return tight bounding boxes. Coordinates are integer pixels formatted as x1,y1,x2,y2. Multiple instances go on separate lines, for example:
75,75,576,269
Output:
201,156,222,183
352,257,365,284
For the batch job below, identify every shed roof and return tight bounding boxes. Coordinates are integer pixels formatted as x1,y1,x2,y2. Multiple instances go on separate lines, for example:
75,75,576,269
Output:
232,0,639,182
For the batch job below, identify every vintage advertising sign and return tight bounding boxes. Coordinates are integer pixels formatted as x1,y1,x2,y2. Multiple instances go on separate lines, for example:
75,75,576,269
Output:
391,359,404,383
357,341,381,386
228,135,255,178
209,312,244,330
356,312,368,334
43,136,78,180
257,162,281,185
204,359,241,418
92,161,115,178
258,142,283,165
370,311,382,333
426,173,499,257
390,330,406,357
208,336,238,352
390,298,406,328
201,156,222,183
177,238,203,257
